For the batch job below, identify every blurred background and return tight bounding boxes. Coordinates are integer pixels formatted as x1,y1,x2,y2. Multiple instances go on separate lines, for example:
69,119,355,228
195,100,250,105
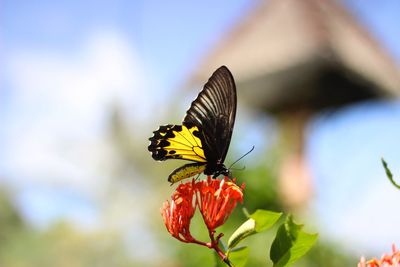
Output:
1,0,400,266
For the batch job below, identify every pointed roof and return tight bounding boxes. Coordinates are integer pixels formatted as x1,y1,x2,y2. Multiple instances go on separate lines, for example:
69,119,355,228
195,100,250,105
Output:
190,0,400,112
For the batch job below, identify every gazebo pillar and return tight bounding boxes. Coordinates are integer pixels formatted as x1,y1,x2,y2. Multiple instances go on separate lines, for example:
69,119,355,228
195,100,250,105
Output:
277,109,313,211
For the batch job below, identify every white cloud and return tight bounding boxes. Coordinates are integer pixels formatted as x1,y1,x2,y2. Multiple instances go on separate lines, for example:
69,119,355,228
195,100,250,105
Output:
7,30,147,125
2,30,147,196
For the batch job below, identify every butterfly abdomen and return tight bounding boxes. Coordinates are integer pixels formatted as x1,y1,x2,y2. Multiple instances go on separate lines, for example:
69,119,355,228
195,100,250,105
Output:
168,163,207,184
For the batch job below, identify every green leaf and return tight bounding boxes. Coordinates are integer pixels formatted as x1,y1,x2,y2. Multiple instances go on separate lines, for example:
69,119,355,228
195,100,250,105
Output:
228,247,249,267
270,215,318,267
250,210,282,233
382,158,400,190
227,218,255,250
227,209,282,250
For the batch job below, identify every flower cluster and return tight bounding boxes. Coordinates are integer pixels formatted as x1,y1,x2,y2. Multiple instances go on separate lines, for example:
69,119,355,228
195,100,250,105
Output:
161,180,196,243
196,178,244,230
161,176,244,260
358,244,400,267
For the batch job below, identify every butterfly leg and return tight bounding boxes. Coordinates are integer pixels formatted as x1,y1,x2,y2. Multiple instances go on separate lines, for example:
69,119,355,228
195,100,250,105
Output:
194,173,202,181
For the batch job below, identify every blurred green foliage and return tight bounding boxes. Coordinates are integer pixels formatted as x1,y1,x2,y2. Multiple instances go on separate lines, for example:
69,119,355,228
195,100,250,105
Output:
0,106,358,267
0,189,25,244
0,190,140,267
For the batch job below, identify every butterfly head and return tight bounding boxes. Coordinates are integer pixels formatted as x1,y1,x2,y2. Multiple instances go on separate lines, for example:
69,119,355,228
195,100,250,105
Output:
211,163,231,179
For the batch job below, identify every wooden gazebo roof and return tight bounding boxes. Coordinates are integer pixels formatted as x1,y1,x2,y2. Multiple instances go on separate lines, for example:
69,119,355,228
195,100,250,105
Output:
190,0,400,112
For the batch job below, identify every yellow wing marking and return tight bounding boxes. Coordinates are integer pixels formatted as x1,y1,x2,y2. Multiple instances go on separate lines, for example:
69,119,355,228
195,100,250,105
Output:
148,124,206,162
165,125,206,161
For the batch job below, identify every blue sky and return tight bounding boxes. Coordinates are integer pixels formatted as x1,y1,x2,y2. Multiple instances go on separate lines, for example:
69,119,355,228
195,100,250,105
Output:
1,0,400,256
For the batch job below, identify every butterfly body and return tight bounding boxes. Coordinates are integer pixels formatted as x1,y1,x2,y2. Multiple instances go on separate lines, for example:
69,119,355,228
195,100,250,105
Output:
148,66,236,184
168,162,206,184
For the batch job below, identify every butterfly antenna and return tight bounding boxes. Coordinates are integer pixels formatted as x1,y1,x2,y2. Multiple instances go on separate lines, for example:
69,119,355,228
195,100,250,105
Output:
228,146,255,170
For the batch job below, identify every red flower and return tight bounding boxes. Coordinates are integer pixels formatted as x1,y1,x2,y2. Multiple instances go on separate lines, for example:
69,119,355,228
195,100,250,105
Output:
161,180,196,242
161,177,245,264
196,176,244,230
358,244,400,267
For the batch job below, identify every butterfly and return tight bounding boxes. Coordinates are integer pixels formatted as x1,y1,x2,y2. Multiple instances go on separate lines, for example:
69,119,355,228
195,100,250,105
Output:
148,66,237,184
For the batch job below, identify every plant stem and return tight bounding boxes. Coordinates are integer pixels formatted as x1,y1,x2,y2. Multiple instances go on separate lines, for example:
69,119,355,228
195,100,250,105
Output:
188,233,232,266
208,229,232,266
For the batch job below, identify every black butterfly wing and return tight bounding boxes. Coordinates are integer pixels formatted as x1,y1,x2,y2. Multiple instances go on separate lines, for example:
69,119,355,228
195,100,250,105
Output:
183,66,237,167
